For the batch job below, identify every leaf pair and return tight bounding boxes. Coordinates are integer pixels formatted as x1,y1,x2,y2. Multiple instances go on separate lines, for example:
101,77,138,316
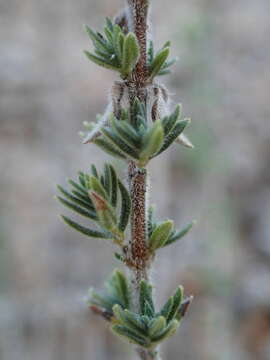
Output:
88,269,131,315
57,163,131,244
93,100,190,167
147,40,178,79
147,206,196,251
84,18,140,78
111,280,190,349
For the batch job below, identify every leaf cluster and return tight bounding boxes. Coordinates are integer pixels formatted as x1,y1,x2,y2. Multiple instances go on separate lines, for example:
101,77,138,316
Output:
57,163,131,245
89,99,190,167
147,40,178,78
89,274,191,349
84,18,140,79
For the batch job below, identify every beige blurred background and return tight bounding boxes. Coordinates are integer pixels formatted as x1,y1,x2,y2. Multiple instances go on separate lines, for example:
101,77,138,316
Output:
0,0,270,359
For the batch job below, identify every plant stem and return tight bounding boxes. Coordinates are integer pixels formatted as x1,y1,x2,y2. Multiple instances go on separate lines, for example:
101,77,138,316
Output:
125,1,161,360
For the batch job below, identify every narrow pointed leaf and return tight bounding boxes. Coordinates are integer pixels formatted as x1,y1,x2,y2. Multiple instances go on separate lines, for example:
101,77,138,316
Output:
94,137,127,159
109,165,118,207
60,215,110,239
149,316,167,338
84,51,120,71
151,319,179,343
57,196,97,220
111,325,149,347
57,185,94,211
118,179,131,231
164,220,196,247
149,47,170,80
101,127,140,160
156,119,190,156
160,297,174,320
167,286,183,322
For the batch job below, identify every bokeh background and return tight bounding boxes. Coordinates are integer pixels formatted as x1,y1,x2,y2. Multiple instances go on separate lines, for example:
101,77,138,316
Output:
1,0,270,359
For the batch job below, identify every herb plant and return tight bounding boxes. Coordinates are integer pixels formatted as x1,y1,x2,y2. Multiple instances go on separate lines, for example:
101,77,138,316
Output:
57,1,195,359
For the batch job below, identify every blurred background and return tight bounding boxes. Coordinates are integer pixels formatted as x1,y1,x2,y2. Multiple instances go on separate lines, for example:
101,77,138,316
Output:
0,0,269,359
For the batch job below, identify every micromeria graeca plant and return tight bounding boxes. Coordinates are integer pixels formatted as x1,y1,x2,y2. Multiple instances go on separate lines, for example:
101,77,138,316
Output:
57,1,195,359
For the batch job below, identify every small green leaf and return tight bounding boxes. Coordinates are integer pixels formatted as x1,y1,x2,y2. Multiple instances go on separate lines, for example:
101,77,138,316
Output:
57,196,97,220
162,104,182,135
149,316,166,338
109,165,118,207
84,25,110,53
84,51,120,71
68,179,88,196
156,119,190,156
109,270,130,309
111,325,149,347
139,280,155,316
94,137,127,160
89,176,108,200
167,286,183,322
151,319,179,343
160,297,174,321
101,127,140,160
60,215,110,239
121,32,140,77
112,116,141,149
57,185,93,211
149,47,170,80
164,220,196,247
140,120,164,166
118,180,131,231
148,220,174,251
91,164,99,178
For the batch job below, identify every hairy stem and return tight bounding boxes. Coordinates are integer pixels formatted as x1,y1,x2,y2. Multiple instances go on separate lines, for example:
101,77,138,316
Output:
125,1,161,360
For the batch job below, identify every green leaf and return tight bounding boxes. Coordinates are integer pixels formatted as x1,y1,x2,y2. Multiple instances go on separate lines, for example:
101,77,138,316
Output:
118,180,131,231
139,280,155,316
94,137,127,159
111,116,141,149
90,191,119,236
164,220,196,247
149,316,167,338
111,325,149,347
57,185,94,211
148,220,174,251
162,104,182,135
140,120,164,166
109,270,130,309
89,289,116,310
60,215,110,239
84,51,120,71
84,25,110,53
149,47,170,80
121,32,140,77
91,164,99,178
167,286,183,323
156,119,190,156
89,175,108,200
109,165,118,207
57,196,97,220
160,297,174,320
147,205,155,237
68,179,88,196
101,127,140,160
151,319,179,343
113,305,147,337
